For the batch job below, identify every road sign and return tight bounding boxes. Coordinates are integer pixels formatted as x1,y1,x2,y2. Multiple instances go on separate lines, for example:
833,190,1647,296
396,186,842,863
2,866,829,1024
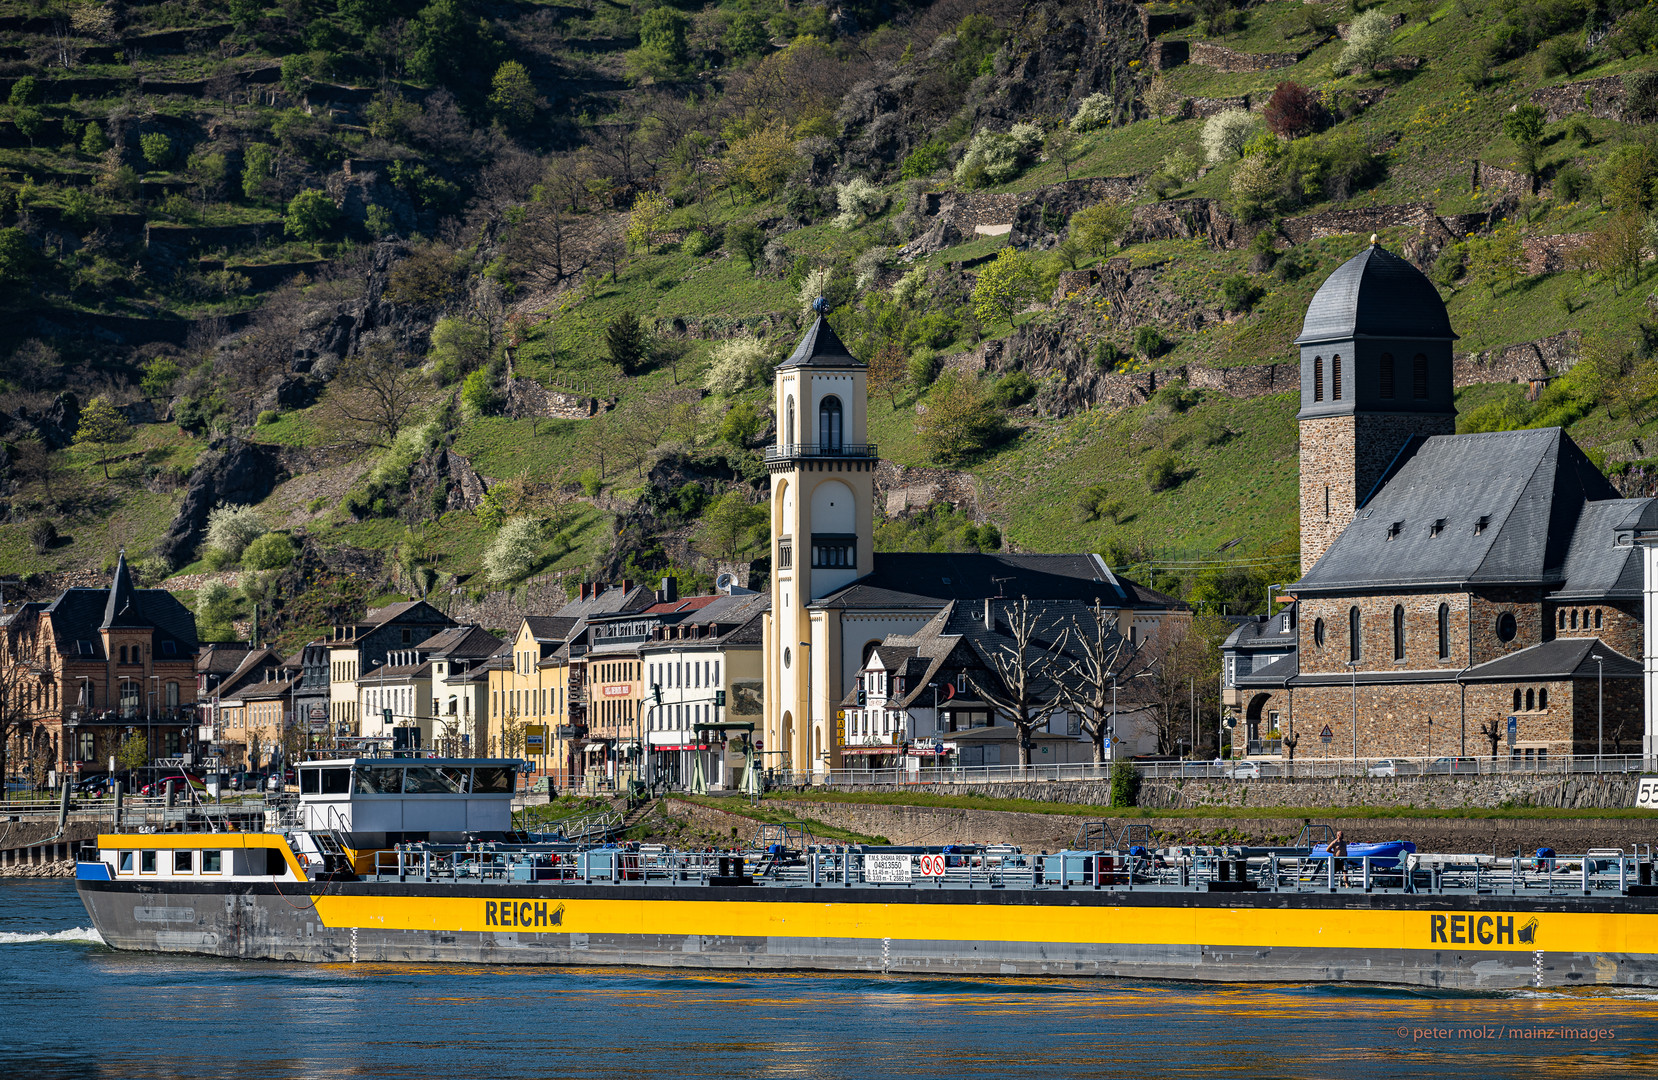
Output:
1102,737,1113,752
1507,716,1518,746
1319,725,1332,738
918,853,945,877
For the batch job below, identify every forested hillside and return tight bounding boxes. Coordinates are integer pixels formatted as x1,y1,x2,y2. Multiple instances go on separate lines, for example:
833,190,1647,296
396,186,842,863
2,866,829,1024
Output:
0,0,1656,640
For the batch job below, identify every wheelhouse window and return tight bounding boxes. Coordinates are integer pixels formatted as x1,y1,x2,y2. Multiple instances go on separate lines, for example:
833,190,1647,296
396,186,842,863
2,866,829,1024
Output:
203,851,222,874
140,850,157,874
118,851,134,874
174,850,193,874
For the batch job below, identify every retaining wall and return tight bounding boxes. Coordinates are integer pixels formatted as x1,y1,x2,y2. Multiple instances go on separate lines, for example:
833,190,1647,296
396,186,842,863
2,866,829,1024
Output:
1530,74,1628,123
1188,41,1302,72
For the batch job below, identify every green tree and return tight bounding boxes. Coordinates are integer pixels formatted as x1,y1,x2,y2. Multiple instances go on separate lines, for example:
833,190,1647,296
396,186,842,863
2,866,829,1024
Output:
365,203,394,238
717,400,764,447
11,107,43,148
460,368,501,417
629,7,690,79
284,188,338,249
0,227,35,287
80,122,110,155
8,76,38,108
487,60,536,126
1502,104,1546,178
73,395,132,479
728,223,766,271
724,11,768,56
242,532,297,571
971,248,1040,328
722,123,797,197
196,581,238,641
626,190,671,253
482,516,541,584
606,311,649,373
916,372,1007,464
1468,227,1523,297
116,733,149,773
695,490,767,563
139,132,174,170
242,143,276,202
140,357,181,402
1069,201,1131,259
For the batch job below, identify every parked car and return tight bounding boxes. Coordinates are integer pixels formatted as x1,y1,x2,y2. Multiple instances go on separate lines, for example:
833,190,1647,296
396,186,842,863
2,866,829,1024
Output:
1426,756,1480,774
140,774,203,797
1227,761,1261,780
5,776,34,793
1366,759,1398,778
72,775,111,796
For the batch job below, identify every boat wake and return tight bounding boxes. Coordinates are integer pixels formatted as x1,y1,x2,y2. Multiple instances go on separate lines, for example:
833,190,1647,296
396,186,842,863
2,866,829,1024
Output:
0,927,105,945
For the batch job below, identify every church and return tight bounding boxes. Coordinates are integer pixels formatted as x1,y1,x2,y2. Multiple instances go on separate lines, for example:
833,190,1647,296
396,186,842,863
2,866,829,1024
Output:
759,318,1187,777
1237,240,1645,763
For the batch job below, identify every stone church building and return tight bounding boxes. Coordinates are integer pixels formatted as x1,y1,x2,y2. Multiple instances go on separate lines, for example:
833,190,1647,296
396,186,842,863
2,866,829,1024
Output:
1237,242,1644,763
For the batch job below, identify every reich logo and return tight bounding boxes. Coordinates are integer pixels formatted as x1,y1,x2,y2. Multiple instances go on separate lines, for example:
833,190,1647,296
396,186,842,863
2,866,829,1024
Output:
1430,913,1532,946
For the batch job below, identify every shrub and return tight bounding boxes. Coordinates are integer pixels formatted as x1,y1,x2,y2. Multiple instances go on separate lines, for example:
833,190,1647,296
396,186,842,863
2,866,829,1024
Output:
953,126,1041,187
991,370,1037,408
428,316,490,384
1145,452,1181,492
1071,92,1114,131
1432,242,1467,288
1339,9,1395,73
483,517,542,585
1263,81,1324,139
459,369,501,418
908,311,960,350
1069,201,1131,258
1110,759,1140,806
256,409,279,426
1553,161,1590,202
579,468,603,497
1542,35,1585,77
908,348,940,389
27,518,56,554
900,142,950,179
242,532,297,571
139,132,173,170
917,372,1008,464
728,223,766,270
717,400,764,446
684,229,720,256
80,123,109,156
1133,325,1167,358
890,267,927,306
204,504,266,560
703,337,770,395
1201,109,1255,164
1220,273,1265,312
195,581,237,640
834,177,887,229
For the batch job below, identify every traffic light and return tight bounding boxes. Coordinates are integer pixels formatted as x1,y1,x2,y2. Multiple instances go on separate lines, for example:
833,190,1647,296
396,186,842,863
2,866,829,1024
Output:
652,683,662,706
714,690,726,708
856,688,866,706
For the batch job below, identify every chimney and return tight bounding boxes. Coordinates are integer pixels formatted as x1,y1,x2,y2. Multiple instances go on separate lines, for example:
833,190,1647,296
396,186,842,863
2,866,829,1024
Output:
622,579,634,594
661,576,678,603
984,598,993,632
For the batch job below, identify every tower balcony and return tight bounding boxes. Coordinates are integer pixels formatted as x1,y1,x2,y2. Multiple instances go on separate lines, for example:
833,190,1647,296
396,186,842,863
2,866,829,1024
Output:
765,442,879,463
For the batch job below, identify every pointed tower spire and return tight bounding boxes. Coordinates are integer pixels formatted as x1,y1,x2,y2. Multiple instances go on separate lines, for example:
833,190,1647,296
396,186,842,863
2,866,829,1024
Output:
102,550,138,628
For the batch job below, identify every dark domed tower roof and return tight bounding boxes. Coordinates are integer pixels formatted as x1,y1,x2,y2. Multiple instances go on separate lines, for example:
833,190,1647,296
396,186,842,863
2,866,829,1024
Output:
779,315,862,369
1294,243,1457,346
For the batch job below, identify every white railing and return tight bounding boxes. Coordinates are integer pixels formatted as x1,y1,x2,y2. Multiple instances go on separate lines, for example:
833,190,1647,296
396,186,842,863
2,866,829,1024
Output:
795,754,1658,788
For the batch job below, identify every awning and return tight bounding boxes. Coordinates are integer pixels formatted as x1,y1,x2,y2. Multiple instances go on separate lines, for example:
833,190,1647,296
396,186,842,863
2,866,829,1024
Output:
907,747,954,756
841,746,901,756
654,744,710,752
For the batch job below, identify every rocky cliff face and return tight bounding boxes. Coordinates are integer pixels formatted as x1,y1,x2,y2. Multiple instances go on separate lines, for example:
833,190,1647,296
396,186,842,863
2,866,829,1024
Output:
156,437,287,567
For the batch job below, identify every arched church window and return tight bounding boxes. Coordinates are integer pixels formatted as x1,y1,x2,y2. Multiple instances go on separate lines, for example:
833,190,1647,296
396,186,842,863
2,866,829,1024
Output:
1526,688,1535,711
1513,688,1522,711
1332,354,1342,400
1571,609,1578,630
1558,610,1567,630
1313,618,1326,648
1392,605,1404,660
1348,606,1361,662
818,396,843,451
1539,688,1548,709
1313,357,1323,402
1438,603,1449,659
1412,354,1428,399
1595,609,1602,630
785,396,795,449
1379,353,1395,399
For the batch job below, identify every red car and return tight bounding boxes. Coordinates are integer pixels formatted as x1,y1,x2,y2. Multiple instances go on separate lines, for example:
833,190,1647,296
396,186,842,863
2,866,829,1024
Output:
140,774,201,797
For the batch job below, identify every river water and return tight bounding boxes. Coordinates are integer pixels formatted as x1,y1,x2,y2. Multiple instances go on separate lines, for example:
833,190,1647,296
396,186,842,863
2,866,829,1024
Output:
5,878,1658,1079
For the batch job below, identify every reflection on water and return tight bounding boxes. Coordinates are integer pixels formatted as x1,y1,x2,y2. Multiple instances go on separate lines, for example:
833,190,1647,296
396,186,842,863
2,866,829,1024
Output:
4,880,1657,1079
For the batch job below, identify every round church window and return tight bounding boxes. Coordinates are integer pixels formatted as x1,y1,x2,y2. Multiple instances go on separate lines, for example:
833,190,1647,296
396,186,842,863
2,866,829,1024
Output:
1495,612,1517,642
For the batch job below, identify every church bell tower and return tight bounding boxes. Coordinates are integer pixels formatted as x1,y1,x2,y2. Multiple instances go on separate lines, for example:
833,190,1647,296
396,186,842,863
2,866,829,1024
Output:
762,305,875,776
1296,239,1459,574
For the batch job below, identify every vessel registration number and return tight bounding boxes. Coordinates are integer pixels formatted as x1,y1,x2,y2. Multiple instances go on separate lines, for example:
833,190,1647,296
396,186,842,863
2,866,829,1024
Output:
1636,777,1658,809
865,854,912,884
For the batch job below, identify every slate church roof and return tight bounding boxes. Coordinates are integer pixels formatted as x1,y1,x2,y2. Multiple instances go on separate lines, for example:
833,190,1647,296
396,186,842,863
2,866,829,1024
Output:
779,316,862,369
1294,428,1623,594
813,553,1184,612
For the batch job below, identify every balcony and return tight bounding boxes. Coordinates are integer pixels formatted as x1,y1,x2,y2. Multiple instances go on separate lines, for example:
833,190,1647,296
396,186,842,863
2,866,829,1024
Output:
765,443,878,462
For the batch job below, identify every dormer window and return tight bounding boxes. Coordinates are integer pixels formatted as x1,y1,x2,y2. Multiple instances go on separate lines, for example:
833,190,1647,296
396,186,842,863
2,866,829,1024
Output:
1430,518,1445,537
1474,515,1490,535
1386,521,1402,540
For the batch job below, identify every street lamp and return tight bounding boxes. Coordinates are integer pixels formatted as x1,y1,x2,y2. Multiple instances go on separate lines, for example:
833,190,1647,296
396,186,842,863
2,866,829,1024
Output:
1592,652,1604,772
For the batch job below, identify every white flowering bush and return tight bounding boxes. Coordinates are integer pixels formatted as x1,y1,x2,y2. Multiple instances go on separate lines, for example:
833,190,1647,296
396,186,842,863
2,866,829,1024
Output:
205,504,266,560
1339,10,1395,74
890,267,927,306
1071,93,1113,131
853,246,893,291
954,127,1040,188
833,177,888,229
1201,108,1255,164
483,517,541,585
702,337,771,395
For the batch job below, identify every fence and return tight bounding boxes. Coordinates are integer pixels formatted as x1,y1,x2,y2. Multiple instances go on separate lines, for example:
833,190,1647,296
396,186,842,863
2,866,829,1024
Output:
763,754,1658,789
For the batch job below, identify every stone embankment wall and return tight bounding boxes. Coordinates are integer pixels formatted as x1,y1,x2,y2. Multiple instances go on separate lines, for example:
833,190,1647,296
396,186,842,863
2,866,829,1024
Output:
504,377,600,421
661,797,1658,854
874,460,982,518
444,573,579,632
1530,74,1629,123
1188,41,1305,72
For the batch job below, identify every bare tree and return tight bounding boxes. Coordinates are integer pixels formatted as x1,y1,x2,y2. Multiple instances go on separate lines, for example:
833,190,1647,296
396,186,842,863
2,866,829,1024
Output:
964,596,1070,769
1059,606,1158,763
324,344,425,448
1141,613,1226,757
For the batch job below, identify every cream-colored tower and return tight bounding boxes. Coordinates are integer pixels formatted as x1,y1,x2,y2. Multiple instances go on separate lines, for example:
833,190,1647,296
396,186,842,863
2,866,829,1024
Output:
761,315,875,777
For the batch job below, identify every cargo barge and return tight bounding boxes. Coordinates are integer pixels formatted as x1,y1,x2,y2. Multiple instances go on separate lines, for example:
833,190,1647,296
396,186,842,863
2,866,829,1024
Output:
73,757,1658,988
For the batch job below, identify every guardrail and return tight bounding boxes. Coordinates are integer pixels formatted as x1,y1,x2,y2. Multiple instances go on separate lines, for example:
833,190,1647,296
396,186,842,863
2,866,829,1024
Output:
791,754,1658,788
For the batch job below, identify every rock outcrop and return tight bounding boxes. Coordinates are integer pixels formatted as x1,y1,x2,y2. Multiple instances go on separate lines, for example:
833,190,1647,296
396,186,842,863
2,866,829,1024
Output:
155,437,287,566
